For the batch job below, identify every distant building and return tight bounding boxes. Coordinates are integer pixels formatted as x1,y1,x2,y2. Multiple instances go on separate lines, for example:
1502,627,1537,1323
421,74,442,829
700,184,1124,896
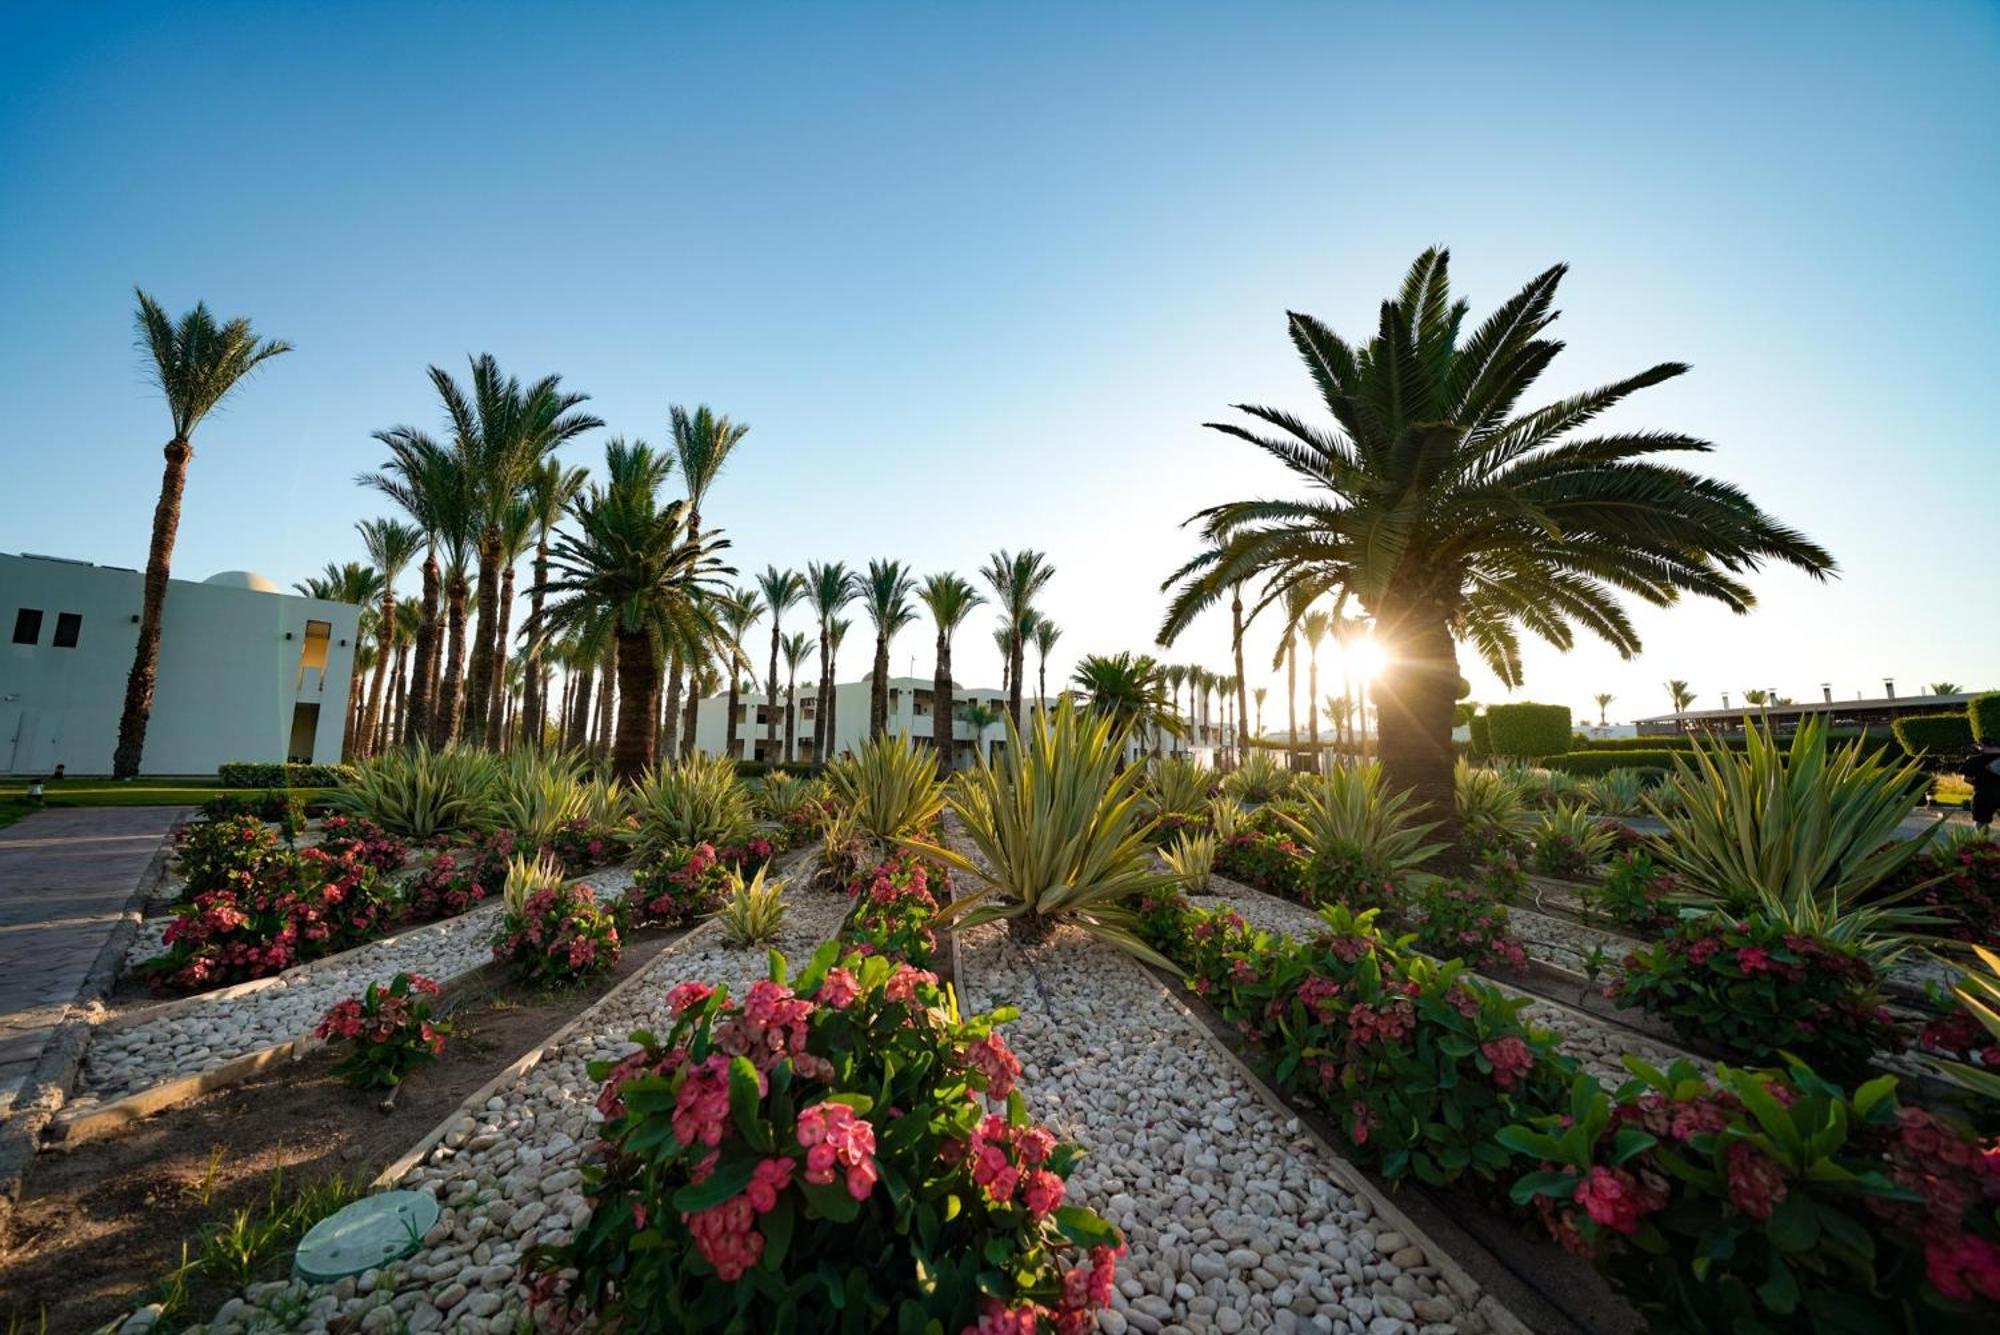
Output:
1634,688,1986,737
1,552,360,776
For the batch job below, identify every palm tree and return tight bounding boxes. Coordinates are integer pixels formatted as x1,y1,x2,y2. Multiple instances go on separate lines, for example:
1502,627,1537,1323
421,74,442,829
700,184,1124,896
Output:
782,631,811,763
918,573,985,776
664,405,751,760
993,624,1014,694
1593,692,1615,727
805,561,856,767
1331,608,1367,756
112,291,292,776
1743,688,1771,707
1300,609,1330,764
540,446,732,782
1253,685,1267,740
358,429,469,748
718,588,766,763
1161,248,1832,828
354,517,424,759
1071,652,1176,770
826,617,853,760
981,549,1056,732
858,560,918,739
519,459,589,749
1929,682,1962,696
958,699,1004,766
415,356,602,750
1031,615,1062,722
1160,664,1187,754
381,599,422,751
757,566,808,763
1229,582,1251,766
487,498,537,748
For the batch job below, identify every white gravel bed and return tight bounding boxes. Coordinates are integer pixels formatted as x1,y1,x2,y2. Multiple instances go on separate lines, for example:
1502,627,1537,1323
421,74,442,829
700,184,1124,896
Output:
171,872,850,1335
958,922,1485,1335
1504,906,1632,978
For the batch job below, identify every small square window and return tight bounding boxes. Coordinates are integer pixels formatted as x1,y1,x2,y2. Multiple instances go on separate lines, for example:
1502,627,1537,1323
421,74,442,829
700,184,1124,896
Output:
11,608,42,645
53,612,82,648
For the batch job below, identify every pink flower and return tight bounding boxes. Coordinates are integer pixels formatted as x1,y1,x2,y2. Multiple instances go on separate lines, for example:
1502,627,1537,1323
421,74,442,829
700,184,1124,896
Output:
1927,1230,2000,1302
1734,945,1773,974
1573,1165,1661,1235
1725,1142,1787,1221
685,1195,762,1280
671,1054,740,1149
884,964,938,1003
795,1101,878,1199
746,1156,795,1213
666,982,713,1016
817,968,860,1009
961,1299,1044,1335
1480,1036,1534,1090
1022,1168,1065,1220
966,1033,1022,1099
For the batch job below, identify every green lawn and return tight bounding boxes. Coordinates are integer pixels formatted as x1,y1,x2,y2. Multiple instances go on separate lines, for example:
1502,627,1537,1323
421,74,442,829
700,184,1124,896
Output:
0,778,323,830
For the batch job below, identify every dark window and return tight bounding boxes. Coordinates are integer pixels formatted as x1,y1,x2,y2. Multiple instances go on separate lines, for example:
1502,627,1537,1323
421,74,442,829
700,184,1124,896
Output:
53,612,82,648
11,608,42,644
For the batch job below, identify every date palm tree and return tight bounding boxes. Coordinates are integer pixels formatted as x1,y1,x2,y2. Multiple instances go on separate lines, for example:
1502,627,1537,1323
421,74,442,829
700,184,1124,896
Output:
354,517,424,759
1928,681,1962,696
1162,248,1832,830
993,624,1014,695
958,698,1004,766
113,291,292,776
757,566,808,763
919,573,985,776
486,497,538,749
519,458,589,749
1664,678,1696,733
1230,582,1251,766
825,617,853,761
1071,652,1176,770
1300,609,1330,762
663,405,750,760
982,549,1056,732
806,561,856,767
782,630,811,763
1594,692,1615,727
718,588,765,762
539,446,733,782
1271,584,1309,767
1253,685,1267,740
859,560,918,739
1031,614,1062,722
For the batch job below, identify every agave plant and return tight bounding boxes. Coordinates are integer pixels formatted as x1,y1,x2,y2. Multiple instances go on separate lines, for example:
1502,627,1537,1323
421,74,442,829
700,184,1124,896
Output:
491,750,590,845
1162,830,1216,893
907,699,1174,962
717,865,788,947
1929,945,2000,1103
331,742,499,839
501,851,568,916
1208,796,1248,842
1280,763,1446,880
1577,768,1647,817
751,772,818,823
1649,718,1939,963
1530,802,1619,875
577,775,627,831
630,753,754,857
825,733,946,845
1454,759,1532,852
1143,756,1212,822
1221,750,1290,804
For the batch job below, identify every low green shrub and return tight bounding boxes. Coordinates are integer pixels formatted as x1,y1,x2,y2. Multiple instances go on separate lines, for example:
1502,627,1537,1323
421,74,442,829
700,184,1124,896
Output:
199,790,307,831
1486,704,1573,759
218,762,353,789
1543,750,1685,776
1894,711,1976,759
1973,693,2000,744
1398,877,1528,972
1581,849,1676,934
1502,1058,2000,1332
627,842,736,928
531,946,1121,1333
1610,914,1903,1079
173,815,284,897
840,852,944,966
1467,713,1493,760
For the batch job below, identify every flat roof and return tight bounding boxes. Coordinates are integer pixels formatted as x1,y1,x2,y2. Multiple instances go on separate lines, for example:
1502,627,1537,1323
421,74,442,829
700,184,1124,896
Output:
1635,691,1982,724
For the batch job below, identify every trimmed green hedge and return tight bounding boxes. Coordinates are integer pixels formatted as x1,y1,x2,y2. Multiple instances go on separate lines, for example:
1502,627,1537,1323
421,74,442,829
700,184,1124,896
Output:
217,762,353,789
1971,692,2000,743
1485,703,1572,758
1467,714,1492,760
1542,750,1685,776
1891,712,1974,757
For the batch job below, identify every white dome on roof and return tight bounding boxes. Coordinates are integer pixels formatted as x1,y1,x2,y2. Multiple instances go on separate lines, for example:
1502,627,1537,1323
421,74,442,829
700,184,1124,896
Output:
202,570,280,593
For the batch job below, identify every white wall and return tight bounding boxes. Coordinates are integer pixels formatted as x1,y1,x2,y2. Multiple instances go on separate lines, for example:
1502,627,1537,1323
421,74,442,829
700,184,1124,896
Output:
0,553,359,775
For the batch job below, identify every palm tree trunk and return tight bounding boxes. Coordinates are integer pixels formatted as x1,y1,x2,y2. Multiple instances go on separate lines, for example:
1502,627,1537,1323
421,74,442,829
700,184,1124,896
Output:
725,667,743,761
679,676,700,759
1036,656,1047,722
610,628,658,784
1307,649,1320,767
1372,594,1460,848
433,571,469,748
463,524,501,749
934,630,955,778
594,649,617,758
870,634,890,739
766,625,783,762
112,436,192,777
566,664,589,752
785,665,799,764
1231,586,1249,767
358,588,396,760
383,639,409,752
521,532,551,745
404,552,441,745
1285,642,1298,771
661,651,685,761
815,629,832,767
1008,630,1025,733
824,661,841,761
484,560,516,749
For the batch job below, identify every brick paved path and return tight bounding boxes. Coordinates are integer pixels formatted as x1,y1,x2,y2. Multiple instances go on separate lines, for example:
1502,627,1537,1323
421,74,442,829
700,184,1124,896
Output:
0,807,185,1113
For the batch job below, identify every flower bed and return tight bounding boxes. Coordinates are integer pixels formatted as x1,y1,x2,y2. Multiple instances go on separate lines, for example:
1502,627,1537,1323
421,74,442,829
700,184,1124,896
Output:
625,838,776,928
839,851,945,966
171,814,285,900
1890,835,2000,946
1213,831,1305,900
532,945,1120,1333
495,880,622,985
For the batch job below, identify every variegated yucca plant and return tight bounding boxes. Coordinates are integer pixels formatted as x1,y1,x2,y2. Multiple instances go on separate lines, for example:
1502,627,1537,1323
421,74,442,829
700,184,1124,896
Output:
825,733,945,844
1280,762,1445,881
717,865,788,947
491,750,591,846
1162,830,1216,893
1143,756,1212,822
630,753,754,858
331,741,499,840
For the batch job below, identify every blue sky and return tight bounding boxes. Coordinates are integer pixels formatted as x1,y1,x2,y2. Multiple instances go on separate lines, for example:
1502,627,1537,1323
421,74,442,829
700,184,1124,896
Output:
3,1,1995,724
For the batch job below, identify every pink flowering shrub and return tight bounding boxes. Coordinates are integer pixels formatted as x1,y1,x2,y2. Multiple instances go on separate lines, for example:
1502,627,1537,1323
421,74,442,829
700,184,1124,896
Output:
138,844,398,993
1301,847,1404,913
314,814,409,877
316,971,450,1088
531,945,1122,1332
494,880,621,985
1502,1057,2000,1331
540,817,625,874
1582,848,1676,934
841,852,945,965
1886,837,2000,945
400,849,491,922
1610,914,1904,1079
627,842,734,927
1213,832,1306,899
1396,878,1528,973
1170,902,1572,1186
172,815,283,899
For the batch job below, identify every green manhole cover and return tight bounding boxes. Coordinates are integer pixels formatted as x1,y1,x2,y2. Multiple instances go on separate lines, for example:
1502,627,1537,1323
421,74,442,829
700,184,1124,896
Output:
293,1190,440,1282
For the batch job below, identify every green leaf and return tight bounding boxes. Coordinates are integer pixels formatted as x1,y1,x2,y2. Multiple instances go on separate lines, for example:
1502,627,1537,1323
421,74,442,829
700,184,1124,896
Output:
1054,1204,1120,1248
1766,1196,1819,1253
1509,1170,1579,1205
729,1056,774,1152
802,1179,862,1224
761,1195,796,1270
1850,1073,1896,1121
671,1155,757,1214
1757,1254,1799,1314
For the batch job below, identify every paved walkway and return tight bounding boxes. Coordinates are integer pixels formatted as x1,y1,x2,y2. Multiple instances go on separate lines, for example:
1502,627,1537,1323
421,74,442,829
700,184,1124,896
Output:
0,807,186,1115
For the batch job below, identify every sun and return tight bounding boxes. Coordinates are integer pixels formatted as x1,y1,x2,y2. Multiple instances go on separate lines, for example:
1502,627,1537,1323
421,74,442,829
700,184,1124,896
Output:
1344,638,1389,683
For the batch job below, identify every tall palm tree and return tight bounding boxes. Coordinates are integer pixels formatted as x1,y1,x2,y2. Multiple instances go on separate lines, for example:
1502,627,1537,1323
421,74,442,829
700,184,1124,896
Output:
757,566,808,763
825,617,853,761
993,624,1014,695
113,291,292,776
804,562,856,767
354,517,424,759
959,699,1004,766
981,549,1055,732
719,588,765,762
539,447,732,782
919,573,985,776
858,560,918,738
1032,615,1062,721
663,405,750,761
487,497,537,748
519,458,589,749
1253,685,1268,740
1070,652,1176,771
1160,664,1186,753
382,599,422,751
1273,585,1309,767
1594,692,1615,727
782,630,811,763
1162,248,1832,825
1230,582,1251,766
1928,681,1961,697
1301,609,1330,764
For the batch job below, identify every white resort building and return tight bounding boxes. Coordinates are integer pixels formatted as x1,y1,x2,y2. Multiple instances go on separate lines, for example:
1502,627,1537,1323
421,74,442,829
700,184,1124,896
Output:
0,552,360,776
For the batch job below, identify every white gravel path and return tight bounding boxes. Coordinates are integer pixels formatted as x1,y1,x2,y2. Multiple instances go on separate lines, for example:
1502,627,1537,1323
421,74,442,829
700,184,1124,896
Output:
171,865,849,1335
957,922,1487,1335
